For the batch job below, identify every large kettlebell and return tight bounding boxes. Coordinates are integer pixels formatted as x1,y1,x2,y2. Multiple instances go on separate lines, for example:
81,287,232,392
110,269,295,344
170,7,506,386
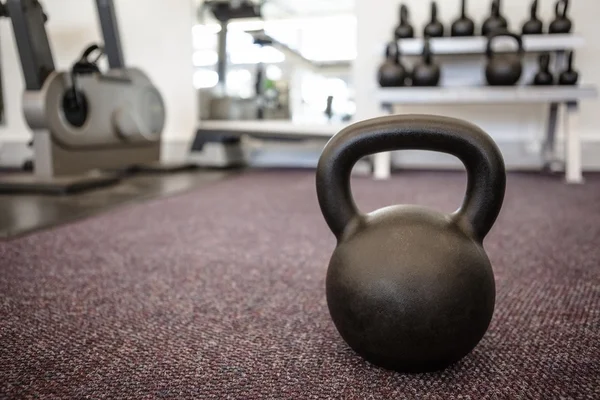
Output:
482,0,508,36
395,4,415,39
378,41,408,87
412,38,441,86
317,114,506,373
485,32,524,86
549,0,572,34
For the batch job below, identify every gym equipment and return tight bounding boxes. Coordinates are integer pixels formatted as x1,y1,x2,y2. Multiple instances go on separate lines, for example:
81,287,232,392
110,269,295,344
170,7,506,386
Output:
522,0,544,35
316,114,506,373
549,0,572,34
451,0,475,37
532,53,554,85
558,51,579,85
482,0,508,37
411,39,441,87
424,2,444,38
394,4,414,39
0,0,178,194
378,41,408,87
485,32,523,86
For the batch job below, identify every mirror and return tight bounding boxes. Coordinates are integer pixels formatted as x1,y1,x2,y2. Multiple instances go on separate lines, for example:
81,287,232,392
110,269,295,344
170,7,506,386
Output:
193,0,356,123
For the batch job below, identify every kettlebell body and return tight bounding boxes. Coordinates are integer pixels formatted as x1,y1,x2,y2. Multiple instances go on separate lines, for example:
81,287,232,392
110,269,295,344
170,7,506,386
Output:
485,32,523,86
559,51,579,85
412,39,441,86
378,42,408,87
532,53,554,85
424,1,444,38
451,0,475,37
482,0,508,36
522,0,544,35
395,4,415,39
317,115,506,373
549,0,572,34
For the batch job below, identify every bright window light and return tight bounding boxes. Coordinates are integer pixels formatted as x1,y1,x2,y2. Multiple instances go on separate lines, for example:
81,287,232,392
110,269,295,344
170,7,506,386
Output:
193,69,219,89
266,65,283,81
193,50,218,67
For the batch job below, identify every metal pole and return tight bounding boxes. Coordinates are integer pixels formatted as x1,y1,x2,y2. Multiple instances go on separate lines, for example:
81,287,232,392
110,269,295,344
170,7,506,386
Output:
95,0,125,68
217,21,228,88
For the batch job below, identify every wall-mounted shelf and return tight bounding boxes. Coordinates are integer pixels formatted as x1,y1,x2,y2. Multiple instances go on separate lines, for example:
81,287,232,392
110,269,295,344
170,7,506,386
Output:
377,85,598,105
398,34,584,56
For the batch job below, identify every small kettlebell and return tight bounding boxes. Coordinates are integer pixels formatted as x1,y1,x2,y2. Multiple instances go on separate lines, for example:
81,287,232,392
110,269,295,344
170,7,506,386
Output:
395,4,414,39
532,53,554,86
451,0,475,37
522,0,544,35
412,38,441,87
317,114,506,373
549,0,572,34
424,1,444,38
558,51,579,85
482,0,508,36
378,41,408,87
485,32,524,86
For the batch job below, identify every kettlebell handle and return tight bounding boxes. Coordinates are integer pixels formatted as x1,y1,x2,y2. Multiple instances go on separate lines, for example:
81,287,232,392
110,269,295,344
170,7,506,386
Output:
486,31,524,59
316,115,506,242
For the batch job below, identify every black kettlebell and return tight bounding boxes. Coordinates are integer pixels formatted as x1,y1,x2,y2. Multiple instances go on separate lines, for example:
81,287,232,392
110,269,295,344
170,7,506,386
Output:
317,114,506,373
549,0,572,34
559,51,579,85
482,0,508,36
522,0,544,35
485,32,524,86
378,41,408,87
451,0,475,37
424,1,444,38
412,38,441,86
532,53,554,85
395,4,414,39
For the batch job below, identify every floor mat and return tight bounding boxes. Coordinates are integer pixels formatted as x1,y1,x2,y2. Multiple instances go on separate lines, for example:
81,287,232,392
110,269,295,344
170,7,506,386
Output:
1,170,599,399
0,170,230,239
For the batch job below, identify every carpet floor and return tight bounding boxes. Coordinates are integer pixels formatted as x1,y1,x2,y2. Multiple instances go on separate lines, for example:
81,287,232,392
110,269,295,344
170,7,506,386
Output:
1,170,599,399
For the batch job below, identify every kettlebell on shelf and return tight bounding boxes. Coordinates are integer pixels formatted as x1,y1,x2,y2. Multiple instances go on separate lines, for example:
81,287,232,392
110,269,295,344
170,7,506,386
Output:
549,0,572,34
485,31,524,86
482,0,508,36
424,1,444,38
378,41,408,87
412,38,441,86
395,4,415,39
559,51,579,85
451,0,475,37
532,53,554,85
317,114,506,373
522,0,544,35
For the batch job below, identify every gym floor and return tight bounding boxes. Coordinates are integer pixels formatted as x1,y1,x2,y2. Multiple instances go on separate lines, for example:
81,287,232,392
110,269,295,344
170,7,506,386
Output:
1,169,599,398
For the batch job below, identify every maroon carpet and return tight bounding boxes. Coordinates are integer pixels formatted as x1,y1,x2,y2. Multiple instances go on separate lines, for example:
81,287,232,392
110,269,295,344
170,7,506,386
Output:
1,170,599,399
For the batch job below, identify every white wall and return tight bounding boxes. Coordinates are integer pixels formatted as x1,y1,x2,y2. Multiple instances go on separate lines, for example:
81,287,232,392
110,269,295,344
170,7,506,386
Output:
354,0,600,168
0,0,195,156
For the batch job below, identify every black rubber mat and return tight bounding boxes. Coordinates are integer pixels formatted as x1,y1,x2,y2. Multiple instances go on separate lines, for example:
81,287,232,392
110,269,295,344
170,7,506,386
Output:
0,170,231,239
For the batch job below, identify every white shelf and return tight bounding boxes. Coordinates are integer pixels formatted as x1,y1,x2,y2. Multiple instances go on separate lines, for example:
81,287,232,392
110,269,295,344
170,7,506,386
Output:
398,34,584,56
197,120,344,139
377,85,598,105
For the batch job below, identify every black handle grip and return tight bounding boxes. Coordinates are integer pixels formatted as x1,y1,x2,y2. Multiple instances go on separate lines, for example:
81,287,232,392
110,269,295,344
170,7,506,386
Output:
316,114,506,242
486,31,523,59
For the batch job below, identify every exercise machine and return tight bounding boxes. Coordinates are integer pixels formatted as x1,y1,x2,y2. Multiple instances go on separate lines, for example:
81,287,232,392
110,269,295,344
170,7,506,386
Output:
0,0,177,194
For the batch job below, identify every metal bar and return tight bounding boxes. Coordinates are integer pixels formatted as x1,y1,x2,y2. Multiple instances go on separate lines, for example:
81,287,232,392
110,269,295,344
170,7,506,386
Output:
543,102,559,167
6,0,55,90
217,21,228,87
95,0,125,68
